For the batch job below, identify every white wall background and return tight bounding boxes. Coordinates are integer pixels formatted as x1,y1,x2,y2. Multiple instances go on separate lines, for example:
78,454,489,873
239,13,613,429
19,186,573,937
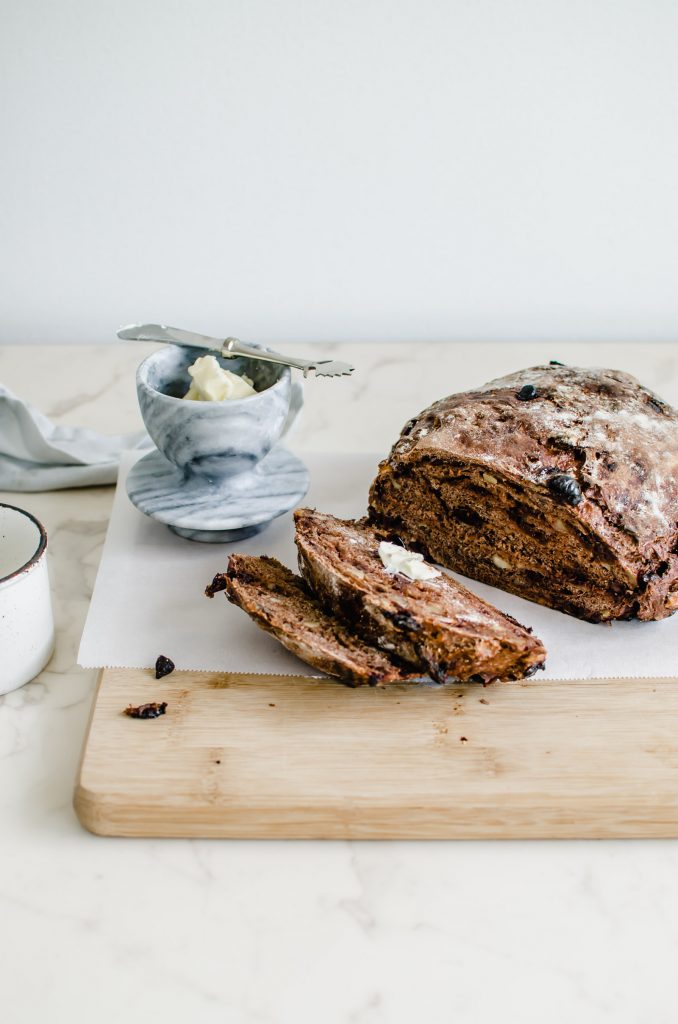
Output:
1,0,678,345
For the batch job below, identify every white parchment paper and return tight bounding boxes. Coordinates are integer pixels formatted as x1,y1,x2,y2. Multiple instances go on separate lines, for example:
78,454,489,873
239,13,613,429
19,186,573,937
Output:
78,451,678,679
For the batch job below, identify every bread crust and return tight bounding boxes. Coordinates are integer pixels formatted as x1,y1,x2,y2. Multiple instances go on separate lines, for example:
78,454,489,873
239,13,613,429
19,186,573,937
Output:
368,364,678,622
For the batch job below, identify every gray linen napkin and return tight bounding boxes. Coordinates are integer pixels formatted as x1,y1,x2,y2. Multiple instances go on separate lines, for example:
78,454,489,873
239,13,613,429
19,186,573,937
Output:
0,383,151,491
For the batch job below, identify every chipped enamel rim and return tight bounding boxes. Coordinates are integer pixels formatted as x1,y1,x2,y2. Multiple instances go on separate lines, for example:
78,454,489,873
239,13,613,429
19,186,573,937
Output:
0,503,48,588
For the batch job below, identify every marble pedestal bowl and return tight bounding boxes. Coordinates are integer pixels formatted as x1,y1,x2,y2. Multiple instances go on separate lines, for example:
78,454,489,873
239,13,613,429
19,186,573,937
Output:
126,345,308,542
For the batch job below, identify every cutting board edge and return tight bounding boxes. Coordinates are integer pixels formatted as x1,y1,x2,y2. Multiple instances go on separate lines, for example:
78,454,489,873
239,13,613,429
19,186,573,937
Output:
72,783,678,840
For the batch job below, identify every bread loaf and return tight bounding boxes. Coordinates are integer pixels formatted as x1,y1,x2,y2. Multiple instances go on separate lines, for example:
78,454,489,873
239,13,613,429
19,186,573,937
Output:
368,364,678,622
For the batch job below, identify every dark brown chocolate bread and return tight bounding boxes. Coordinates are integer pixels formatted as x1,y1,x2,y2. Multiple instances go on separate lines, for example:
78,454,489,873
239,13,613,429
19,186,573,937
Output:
208,555,417,687
368,364,678,623
294,508,546,684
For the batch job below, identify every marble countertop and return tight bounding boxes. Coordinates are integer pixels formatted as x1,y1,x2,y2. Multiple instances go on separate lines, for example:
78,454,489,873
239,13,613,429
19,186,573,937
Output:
2,341,678,1024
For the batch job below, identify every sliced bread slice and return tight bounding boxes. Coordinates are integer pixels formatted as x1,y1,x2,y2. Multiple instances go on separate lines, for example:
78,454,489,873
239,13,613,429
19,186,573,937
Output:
207,554,418,687
294,508,547,684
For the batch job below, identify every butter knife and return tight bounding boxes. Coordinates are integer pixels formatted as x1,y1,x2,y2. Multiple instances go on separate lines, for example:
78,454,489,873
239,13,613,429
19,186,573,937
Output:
117,324,354,379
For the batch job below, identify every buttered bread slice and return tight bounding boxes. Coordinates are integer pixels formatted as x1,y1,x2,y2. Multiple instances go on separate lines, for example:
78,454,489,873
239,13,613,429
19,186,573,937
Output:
294,508,546,684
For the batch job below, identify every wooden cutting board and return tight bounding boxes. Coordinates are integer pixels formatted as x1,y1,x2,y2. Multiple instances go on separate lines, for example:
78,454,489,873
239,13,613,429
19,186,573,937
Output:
74,668,678,839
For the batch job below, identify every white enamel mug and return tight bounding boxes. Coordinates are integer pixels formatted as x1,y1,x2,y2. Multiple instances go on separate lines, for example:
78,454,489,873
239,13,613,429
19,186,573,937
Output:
0,503,55,695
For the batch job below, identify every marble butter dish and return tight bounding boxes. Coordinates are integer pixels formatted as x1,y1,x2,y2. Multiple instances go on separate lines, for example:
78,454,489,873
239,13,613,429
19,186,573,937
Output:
127,344,308,542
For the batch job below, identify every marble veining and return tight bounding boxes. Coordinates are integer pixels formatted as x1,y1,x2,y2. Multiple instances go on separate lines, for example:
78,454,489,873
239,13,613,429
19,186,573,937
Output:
131,344,308,540
127,445,309,541
137,344,298,479
2,342,678,1023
